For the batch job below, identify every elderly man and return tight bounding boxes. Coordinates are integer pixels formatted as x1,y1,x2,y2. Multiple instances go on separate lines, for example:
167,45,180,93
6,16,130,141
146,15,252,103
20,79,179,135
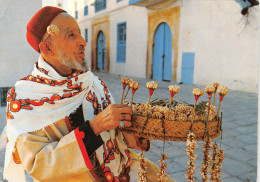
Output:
4,6,174,182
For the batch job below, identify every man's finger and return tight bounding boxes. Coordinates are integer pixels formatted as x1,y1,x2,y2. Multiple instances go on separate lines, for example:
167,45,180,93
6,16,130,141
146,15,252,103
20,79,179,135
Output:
121,121,132,128
113,107,133,115
120,113,132,121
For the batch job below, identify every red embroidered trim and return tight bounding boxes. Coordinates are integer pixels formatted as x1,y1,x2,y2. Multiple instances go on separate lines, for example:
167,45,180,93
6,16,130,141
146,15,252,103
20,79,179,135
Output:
74,128,93,169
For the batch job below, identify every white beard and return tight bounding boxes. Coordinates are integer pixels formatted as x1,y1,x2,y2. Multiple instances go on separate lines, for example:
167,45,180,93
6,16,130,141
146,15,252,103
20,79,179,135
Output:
58,51,88,72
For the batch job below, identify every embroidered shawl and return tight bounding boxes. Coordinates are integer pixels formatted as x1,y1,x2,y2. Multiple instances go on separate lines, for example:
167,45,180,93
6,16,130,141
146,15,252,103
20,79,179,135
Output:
4,56,133,181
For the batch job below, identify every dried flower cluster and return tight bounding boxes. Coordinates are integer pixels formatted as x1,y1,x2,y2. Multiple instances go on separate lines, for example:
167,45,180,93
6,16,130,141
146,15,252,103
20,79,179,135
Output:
169,85,180,97
121,78,134,88
47,24,59,37
192,88,204,97
138,152,147,182
121,77,128,89
210,143,224,181
130,81,140,92
146,81,158,90
217,85,229,99
200,137,213,182
131,103,216,121
204,86,215,96
186,132,198,182
210,82,220,93
193,88,204,101
158,153,168,182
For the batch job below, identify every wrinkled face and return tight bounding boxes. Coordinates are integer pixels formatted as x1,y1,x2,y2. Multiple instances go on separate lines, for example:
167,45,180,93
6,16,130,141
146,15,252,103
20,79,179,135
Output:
48,13,88,71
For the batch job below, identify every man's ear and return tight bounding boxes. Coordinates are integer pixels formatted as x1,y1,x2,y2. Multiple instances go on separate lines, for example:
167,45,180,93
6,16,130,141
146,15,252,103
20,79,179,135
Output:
39,42,53,55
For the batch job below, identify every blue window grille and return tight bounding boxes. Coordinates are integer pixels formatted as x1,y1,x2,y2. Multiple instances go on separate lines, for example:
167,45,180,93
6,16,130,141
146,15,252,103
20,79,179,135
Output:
85,29,88,42
117,22,126,63
95,0,106,12
84,6,88,15
75,10,78,19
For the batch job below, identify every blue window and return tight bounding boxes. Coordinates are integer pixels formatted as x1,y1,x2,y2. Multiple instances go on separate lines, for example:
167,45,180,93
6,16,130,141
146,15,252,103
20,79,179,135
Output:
117,0,123,2
84,0,88,15
75,10,78,19
117,22,126,63
85,29,88,42
75,2,78,19
84,6,88,15
95,0,106,12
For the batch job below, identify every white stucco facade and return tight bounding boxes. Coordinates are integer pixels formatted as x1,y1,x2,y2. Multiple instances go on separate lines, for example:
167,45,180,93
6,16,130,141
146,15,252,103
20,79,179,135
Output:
55,0,258,93
0,0,41,87
177,0,259,93
2,0,258,94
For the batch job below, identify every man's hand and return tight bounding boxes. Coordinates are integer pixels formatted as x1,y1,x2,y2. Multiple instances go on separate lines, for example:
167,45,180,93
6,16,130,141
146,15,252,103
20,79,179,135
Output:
89,104,132,136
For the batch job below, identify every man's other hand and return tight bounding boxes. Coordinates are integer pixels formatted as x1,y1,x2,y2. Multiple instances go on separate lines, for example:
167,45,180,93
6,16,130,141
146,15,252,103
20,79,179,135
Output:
89,104,132,136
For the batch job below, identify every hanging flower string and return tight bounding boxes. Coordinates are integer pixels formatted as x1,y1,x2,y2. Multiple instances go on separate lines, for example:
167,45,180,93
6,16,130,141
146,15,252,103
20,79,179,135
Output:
158,153,168,182
216,85,229,119
167,85,180,120
129,81,140,108
210,82,220,106
138,152,147,182
210,143,224,181
146,81,158,117
186,131,198,182
190,88,204,130
200,137,212,182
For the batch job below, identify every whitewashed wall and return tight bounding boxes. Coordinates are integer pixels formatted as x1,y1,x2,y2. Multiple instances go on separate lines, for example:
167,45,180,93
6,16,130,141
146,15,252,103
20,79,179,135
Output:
78,21,92,69
77,1,148,78
177,0,259,93
0,0,41,87
109,6,148,78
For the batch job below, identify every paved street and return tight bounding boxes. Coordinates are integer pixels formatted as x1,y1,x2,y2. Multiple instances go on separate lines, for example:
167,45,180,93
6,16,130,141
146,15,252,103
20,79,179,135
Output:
0,71,257,182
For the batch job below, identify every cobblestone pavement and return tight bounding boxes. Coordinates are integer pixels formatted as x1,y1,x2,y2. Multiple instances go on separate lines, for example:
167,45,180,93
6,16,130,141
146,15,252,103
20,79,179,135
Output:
0,71,257,182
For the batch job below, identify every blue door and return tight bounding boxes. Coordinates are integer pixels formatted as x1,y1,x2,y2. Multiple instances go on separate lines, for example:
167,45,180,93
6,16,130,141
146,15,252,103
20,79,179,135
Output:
153,23,172,81
97,31,106,70
181,52,195,85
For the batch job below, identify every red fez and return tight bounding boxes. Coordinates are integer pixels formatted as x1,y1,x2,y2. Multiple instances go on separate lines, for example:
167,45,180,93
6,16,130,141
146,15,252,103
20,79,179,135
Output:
26,6,66,53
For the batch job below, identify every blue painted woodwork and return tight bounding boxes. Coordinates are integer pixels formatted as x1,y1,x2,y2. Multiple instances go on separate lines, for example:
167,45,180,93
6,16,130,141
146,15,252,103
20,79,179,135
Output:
234,0,250,8
97,31,106,70
84,6,88,15
181,52,195,85
85,29,88,42
117,22,127,63
75,10,78,19
95,0,106,12
129,0,142,5
152,23,172,81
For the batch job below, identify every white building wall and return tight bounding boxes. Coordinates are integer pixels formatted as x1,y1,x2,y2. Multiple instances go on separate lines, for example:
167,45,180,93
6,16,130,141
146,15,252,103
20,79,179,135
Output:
178,0,259,93
110,6,148,78
76,0,148,78
0,0,42,87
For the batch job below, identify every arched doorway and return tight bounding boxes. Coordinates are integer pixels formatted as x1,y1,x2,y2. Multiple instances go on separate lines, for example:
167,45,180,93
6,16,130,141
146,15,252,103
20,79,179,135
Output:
152,22,172,81
96,31,106,71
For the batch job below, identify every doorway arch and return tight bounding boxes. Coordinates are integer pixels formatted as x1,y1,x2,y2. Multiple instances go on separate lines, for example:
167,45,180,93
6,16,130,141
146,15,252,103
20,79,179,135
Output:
152,22,172,81
96,30,106,71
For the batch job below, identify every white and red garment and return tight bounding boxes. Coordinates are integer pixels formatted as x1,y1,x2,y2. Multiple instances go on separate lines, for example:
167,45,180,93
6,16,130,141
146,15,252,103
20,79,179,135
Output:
4,56,133,181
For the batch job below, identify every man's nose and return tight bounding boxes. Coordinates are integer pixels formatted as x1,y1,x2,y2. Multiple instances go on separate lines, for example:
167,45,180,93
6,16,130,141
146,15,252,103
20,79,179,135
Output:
77,35,87,47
